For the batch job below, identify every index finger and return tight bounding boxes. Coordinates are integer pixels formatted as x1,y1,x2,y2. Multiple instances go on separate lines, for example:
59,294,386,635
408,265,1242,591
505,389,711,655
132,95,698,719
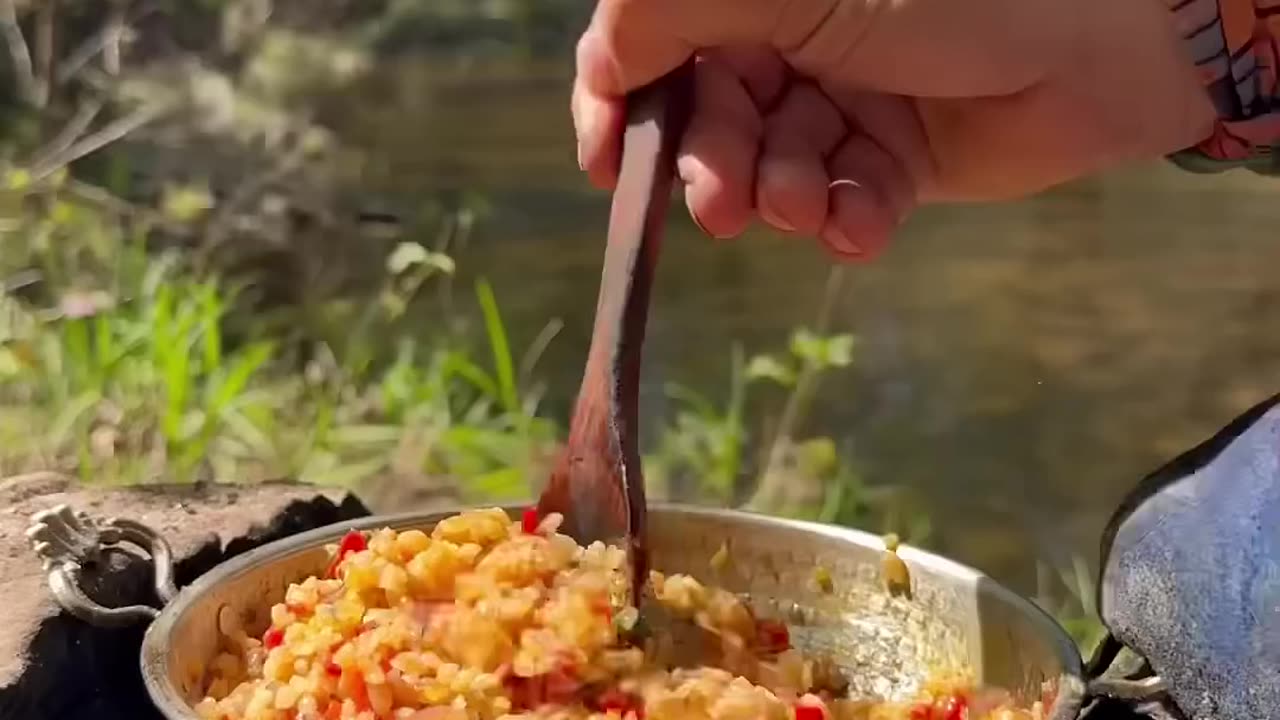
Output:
572,0,812,188
576,0,805,97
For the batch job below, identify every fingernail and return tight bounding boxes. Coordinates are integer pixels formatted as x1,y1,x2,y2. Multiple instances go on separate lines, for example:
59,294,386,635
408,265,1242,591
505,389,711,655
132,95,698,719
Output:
576,109,597,171
758,197,796,233
689,208,713,237
824,227,864,257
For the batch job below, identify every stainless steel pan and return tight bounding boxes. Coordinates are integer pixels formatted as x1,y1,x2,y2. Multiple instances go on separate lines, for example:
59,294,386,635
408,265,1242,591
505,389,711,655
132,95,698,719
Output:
29,504,1088,719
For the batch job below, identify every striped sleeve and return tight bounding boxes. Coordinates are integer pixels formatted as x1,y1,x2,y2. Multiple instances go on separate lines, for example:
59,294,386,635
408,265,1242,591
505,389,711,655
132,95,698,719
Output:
1166,0,1280,175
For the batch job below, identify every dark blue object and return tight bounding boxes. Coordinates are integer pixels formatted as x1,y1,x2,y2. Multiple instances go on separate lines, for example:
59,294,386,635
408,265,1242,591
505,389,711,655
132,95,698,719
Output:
1097,393,1280,720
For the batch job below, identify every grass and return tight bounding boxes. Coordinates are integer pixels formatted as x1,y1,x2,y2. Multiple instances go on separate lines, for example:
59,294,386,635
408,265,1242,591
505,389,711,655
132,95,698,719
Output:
0,177,877,521
0,167,882,518
0,0,1113,679
1,160,1112,657
0,172,557,498
1034,554,1109,653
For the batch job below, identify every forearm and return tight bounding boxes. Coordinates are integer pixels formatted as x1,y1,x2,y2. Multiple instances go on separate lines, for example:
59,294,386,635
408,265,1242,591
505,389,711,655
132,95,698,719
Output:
1166,0,1280,175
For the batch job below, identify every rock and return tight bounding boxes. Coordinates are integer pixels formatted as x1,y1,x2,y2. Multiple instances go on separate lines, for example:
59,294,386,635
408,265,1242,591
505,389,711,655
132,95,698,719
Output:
0,473,372,720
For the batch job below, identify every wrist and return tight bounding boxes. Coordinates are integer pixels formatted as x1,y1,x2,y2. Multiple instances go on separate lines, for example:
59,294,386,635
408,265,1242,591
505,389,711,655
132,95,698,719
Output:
1164,0,1280,175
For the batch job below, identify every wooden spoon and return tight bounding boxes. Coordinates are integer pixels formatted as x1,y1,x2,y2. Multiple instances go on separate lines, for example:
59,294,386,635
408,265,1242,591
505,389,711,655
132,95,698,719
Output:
537,65,694,601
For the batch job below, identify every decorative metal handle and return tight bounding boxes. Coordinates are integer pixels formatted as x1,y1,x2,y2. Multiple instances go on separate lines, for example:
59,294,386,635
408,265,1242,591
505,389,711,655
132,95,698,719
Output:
1087,675,1168,701
1081,632,1173,716
26,504,178,627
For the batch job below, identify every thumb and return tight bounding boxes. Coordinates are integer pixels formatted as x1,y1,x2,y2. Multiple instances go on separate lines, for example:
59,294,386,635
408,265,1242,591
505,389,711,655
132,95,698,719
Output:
577,0,842,97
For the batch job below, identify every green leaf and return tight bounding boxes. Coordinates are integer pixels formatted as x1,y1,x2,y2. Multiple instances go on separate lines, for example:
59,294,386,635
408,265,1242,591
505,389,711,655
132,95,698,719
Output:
796,437,839,478
475,279,518,415
0,347,20,378
329,424,405,446
4,168,31,191
663,383,716,418
386,242,427,274
160,184,214,223
303,455,388,488
745,354,796,386
222,407,273,455
817,474,844,523
465,467,529,501
61,318,92,387
789,329,856,369
208,341,273,417
378,289,408,319
789,329,818,361
441,352,499,401
825,334,856,367
48,390,102,449
197,284,224,374
178,409,207,442
386,242,455,275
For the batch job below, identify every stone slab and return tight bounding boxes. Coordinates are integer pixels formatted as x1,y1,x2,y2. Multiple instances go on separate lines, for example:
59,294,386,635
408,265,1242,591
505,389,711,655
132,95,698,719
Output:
0,472,371,720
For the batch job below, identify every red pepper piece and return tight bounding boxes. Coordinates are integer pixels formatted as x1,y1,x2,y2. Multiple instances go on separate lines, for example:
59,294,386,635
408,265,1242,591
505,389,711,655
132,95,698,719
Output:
909,704,935,720
521,507,539,534
598,688,644,718
349,671,370,711
597,688,627,710
322,700,342,720
506,658,580,710
263,627,284,650
544,665,581,704
940,694,968,720
325,662,343,677
338,530,367,555
794,705,824,720
755,618,791,653
509,670,546,708
590,595,614,621
324,530,368,579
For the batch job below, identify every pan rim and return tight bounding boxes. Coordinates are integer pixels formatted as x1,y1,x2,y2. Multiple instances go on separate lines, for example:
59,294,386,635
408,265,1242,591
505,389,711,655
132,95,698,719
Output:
140,502,1086,720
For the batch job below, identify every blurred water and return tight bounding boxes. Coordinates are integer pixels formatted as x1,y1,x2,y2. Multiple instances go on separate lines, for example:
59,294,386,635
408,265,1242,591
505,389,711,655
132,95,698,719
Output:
320,56,1280,595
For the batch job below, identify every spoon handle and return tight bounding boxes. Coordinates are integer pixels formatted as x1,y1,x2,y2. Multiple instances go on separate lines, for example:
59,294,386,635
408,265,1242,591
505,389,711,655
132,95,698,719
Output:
537,64,693,592
600,64,693,583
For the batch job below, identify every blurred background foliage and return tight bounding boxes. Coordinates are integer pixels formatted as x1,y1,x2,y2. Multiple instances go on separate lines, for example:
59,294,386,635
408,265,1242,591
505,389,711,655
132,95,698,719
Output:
12,0,1251,649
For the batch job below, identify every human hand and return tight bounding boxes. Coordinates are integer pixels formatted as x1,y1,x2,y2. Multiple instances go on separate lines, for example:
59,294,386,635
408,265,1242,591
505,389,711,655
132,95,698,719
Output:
571,0,1216,260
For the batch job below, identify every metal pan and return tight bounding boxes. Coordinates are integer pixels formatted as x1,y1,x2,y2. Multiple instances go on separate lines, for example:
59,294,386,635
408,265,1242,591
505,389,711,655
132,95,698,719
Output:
29,504,1091,719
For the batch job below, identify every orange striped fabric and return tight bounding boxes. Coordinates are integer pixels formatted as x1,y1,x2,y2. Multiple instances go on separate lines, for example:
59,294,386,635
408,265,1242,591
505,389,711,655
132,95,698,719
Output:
1167,0,1280,171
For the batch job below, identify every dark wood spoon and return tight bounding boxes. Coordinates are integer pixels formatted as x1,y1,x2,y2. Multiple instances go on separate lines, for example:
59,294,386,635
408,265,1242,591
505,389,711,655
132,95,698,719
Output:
537,65,694,601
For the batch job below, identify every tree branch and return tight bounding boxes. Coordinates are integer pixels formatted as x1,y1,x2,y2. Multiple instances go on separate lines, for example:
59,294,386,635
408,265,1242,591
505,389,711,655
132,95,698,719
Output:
29,100,172,182
0,0,41,106
103,0,125,75
34,0,55,104
201,135,310,249
56,0,148,85
27,96,105,170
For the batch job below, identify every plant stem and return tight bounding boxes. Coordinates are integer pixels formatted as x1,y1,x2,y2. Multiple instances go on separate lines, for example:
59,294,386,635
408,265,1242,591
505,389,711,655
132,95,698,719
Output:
744,267,845,512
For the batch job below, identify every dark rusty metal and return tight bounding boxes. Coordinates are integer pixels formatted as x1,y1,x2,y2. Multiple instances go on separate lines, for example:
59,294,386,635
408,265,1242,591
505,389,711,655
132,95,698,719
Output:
537,65,694,598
